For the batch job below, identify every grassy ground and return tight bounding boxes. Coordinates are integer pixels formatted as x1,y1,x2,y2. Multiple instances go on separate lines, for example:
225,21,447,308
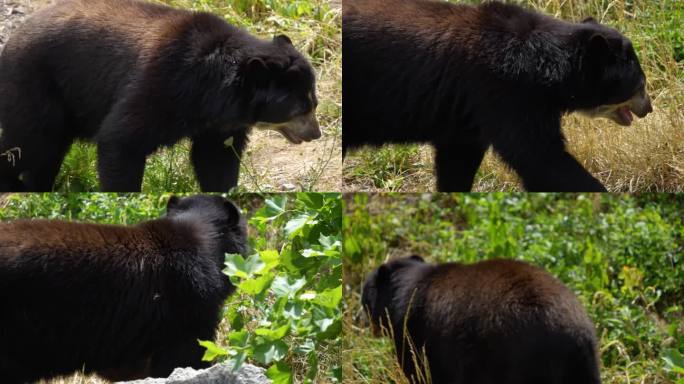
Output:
13,0,341,193
343,193,684,384
342,0,684,192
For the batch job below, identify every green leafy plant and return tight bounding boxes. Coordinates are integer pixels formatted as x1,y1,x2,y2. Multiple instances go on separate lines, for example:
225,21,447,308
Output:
201,193,342,383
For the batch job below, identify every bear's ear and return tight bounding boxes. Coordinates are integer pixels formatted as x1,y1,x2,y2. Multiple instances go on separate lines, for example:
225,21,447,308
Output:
408,255,425,263
377,264,391,282
588,33,609,55
167,196,180,211
582,16,597,24
246,57,267,75
223,200,242,226
586,33,614,66
274,34,293,46
243,57,270,88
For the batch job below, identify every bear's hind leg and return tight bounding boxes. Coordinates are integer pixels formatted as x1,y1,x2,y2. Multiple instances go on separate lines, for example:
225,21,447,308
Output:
22,136,72,191
434,141,488,192
96,141,147,192
0,95,70,192
490,124,606,192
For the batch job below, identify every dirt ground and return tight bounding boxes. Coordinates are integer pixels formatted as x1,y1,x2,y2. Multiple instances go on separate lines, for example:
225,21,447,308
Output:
0,0,342,192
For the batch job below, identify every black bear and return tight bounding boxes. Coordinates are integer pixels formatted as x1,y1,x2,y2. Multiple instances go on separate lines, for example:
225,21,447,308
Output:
343,0,652,192
362,256,601,384
0,0,321,192
0,195,247,383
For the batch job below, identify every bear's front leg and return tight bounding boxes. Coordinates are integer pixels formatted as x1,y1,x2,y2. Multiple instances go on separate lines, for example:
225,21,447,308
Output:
191,131,248,192
97,141,147,192
149,338,211,377
434,140,488,192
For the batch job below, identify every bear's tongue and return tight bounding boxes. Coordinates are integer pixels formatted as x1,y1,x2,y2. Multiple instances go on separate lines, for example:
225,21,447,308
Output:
617,106,633,126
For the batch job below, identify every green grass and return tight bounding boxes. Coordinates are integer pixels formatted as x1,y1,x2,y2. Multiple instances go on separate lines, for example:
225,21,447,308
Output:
343,193,684,384
52,0,341,192
343,0,684,192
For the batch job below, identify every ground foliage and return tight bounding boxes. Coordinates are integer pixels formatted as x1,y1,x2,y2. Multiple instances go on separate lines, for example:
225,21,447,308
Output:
343,193,684,384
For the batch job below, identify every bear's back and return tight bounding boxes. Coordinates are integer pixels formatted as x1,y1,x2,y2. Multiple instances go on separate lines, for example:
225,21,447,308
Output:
403,260,600,383
419,259,594,336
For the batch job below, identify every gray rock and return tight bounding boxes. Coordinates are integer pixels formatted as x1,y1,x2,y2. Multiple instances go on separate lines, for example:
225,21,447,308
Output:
117,363,271,384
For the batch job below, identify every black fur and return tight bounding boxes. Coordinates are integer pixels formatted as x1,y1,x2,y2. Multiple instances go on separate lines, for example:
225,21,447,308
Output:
0,195,247,383
343,0,649,191
0,0,317,192
362,256,601,384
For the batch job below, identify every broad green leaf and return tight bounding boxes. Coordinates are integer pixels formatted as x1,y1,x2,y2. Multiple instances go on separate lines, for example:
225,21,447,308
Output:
319,233,341,250
265,198,287,214
198,340,228,362
311,286,342,309
259,250,281,272
244,254,266,276
223,253,248,278
294,339,316,354
228,330,250,348
663,349,684,374
224,253,265,278
239,273,275,295
271,276,307,298
253,340,288,365
226,306,244,331
298,193,324,209
283,301,304,320
301,248,326,258
227,352,248,373
266,362,293,384
255,324,290,341
285,214,311,237
251,196,288,225
314,317,334,332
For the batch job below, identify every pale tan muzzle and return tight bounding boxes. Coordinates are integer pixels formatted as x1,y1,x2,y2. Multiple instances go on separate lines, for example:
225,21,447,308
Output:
579,86,653,126
254,111,321,144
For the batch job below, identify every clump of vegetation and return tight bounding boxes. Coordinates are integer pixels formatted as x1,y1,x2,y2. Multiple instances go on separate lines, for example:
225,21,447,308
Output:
0,192,341,384
53,0,341,192
343,193,684,384
343,0,684,192
203,193,342,383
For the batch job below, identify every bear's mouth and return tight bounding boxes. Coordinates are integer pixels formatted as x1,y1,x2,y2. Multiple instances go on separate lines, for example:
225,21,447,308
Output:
613,106,634,126
254,112,321,144
278,128,305,144
579,87,652,127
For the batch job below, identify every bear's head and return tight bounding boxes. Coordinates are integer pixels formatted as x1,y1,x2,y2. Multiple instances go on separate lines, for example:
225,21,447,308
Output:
362,255,425,336
572,18,652,126
245,35,321,144
166,195,248,266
